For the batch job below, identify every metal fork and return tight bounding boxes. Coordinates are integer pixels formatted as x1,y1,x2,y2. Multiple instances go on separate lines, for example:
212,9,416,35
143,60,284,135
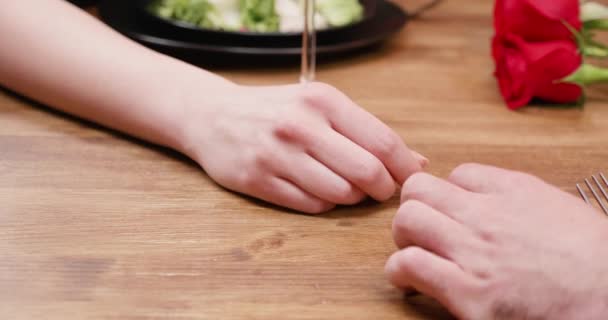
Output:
577,173,608,215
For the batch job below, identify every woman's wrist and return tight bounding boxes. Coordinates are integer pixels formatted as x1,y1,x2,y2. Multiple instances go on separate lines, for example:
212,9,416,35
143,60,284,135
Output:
159,60,240,163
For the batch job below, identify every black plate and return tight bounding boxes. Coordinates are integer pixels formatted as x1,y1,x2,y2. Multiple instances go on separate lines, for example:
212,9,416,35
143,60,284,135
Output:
99,0,408,60
68,0,99,7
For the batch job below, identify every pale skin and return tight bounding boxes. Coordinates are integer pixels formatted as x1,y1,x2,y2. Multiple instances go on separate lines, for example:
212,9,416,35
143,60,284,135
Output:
0,1,427,214
5,2,606,318
386,163,608,320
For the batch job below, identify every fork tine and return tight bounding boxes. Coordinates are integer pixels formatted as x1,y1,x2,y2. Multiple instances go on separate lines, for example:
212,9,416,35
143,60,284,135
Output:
585,178,608,215
577,183,591,205
600,173,608,188
593,175,608,203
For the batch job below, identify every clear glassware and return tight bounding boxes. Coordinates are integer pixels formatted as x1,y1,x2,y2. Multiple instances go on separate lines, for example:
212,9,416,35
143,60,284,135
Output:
300,0,316,83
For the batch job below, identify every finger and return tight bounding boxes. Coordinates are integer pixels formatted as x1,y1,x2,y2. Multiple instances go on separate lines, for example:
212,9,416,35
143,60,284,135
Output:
251,176,335,214
275,124,396,201
311,130,397,201
385,247,474,315
393,200,471,259
329,101,423,184
305,83,425,184
401,172,471,215
448,163,534,194
279,153,367,205
411,151,430,169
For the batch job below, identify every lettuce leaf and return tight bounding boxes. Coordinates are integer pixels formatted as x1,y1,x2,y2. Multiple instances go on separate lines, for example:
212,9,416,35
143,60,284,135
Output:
154,0,224,29
316,0,363,27
239,0,280,32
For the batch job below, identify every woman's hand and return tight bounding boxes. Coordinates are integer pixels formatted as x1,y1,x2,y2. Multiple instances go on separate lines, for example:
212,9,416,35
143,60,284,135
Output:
179,82,427,214
0,2,425,214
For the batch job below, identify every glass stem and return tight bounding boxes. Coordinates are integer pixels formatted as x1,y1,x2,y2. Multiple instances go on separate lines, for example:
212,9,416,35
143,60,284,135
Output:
300,0,316,83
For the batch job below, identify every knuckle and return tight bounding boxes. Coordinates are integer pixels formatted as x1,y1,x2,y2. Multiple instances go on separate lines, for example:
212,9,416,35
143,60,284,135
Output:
477,227,498,244
333,183,362,205
349,188,368,203
387,247,424,276
352,160,386,186
235,171,259,190
449,163,483,181
299,82,348,115
298,82,336,110
385,247,427,286
478,242,499,269
306,201,334,215
250,147,275,170
392,200,428,238
375,185,396,202
399,247,426,266
401,172,432,202
272,118,308,141
239,141,279,175
393,200,423,234
302,82,336,100
371,131,401,160
395,199,423,223
506,171,538,187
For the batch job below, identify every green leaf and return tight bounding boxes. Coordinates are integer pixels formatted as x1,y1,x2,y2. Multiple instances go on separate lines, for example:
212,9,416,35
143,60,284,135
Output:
584,19,608,30
151,0,225,30
316,0,363,27
239,0,279,32
562,20,608,58
562,63,608,85
563,20,586,50
583,45,608,57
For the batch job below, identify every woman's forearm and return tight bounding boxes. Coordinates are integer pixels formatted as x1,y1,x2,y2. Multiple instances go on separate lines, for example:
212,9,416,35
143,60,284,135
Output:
0,0,234,152
0,1,426,214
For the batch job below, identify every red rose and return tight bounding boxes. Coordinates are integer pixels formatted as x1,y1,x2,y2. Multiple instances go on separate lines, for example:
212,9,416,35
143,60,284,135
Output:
494,0,581,41
492,33,582,109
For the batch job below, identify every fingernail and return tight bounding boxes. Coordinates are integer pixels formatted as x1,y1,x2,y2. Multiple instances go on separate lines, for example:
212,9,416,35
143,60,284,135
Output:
412,151,429,168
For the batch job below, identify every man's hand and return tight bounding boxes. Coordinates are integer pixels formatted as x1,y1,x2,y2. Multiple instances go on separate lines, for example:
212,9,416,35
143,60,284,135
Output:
386,163,608,319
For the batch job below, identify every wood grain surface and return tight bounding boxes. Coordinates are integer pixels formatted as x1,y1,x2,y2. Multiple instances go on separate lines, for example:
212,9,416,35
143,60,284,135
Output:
3,0,608,319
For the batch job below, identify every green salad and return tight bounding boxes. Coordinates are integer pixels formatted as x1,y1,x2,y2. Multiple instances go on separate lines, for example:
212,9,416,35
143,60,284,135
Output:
151,0,364,33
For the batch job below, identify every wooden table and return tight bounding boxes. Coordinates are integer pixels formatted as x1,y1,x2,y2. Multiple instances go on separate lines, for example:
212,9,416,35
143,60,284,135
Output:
3,0,608,319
